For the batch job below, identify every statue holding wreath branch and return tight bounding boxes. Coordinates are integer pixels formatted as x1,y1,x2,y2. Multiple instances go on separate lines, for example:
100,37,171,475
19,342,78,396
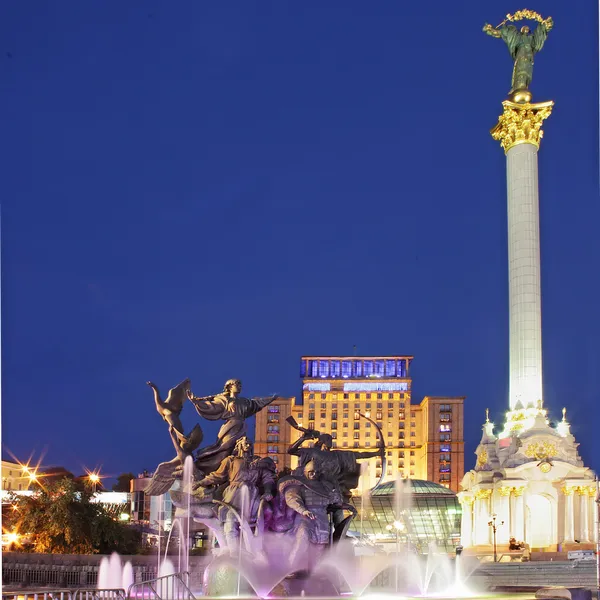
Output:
483,10,553,99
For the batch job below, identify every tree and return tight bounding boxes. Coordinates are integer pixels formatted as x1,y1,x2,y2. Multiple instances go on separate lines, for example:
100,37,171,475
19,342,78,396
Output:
112,473,135,492
4,478,140,554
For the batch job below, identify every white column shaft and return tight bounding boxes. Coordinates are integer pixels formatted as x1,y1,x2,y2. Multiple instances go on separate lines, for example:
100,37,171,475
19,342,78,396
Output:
509,494,516,538
565,494,574,541
461,502,473,547
506,143,543,410
581,494,591,542
515,495,525,541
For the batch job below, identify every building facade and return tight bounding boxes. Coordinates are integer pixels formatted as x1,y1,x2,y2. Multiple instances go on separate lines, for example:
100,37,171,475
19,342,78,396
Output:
292,356,465,492
254,396,296,471
1,459,32,492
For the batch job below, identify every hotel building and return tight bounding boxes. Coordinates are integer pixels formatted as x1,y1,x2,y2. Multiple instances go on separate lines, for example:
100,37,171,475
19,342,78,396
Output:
286,356,465,492
254,396,296,472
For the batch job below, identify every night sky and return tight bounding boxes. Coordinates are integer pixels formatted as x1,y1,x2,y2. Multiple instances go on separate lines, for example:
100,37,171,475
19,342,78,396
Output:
1,2,598,484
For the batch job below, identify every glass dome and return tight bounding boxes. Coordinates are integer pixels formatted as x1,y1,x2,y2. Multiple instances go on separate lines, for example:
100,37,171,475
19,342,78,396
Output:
348,479,462,553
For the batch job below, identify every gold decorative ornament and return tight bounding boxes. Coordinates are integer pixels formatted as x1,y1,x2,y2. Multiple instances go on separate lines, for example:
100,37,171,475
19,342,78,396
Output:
461,495,475,506
524,441,558,460
476,447,489,468
561,485,574,496
491,100,554,153
512,486,526,497
538,461,552,473
475,489,492,500
501,10,553,29
499,486,512,497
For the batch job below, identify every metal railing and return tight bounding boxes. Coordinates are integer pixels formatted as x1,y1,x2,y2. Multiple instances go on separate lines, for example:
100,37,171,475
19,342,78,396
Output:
1,589,126,600
126,572,195,600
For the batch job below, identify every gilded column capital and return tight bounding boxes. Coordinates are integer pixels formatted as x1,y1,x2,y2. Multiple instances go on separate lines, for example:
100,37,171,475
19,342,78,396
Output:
499,486,512,497
461,495,475,506
475,489,492,500
491,100,554,154
561,485,575,496
512,486,526,497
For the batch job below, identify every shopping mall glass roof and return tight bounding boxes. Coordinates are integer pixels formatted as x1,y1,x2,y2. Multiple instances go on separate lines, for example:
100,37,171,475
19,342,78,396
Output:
371,479,456,496
348,479,462,553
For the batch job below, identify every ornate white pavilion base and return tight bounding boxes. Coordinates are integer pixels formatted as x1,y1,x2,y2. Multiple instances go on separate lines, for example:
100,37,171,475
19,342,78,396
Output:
458,413,596,552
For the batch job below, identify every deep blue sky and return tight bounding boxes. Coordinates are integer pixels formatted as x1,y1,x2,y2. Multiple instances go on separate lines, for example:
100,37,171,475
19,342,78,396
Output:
1,1,598,483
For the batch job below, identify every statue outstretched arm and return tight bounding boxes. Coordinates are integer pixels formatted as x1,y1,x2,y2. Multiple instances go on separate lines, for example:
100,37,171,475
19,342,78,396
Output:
353,450,380,459
532,22,549,53
188,392,227,421
247,394,278,416
287,434,310,455
483,23,502,39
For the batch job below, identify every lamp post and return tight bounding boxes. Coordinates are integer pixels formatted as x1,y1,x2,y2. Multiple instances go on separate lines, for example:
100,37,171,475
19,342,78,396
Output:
488,514,504,563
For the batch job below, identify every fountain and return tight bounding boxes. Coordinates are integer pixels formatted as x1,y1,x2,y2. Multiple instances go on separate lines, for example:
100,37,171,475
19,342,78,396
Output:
136,377,483,599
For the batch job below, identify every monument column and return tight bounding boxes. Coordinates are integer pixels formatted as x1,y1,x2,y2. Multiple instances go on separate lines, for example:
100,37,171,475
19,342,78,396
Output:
491,100,553,411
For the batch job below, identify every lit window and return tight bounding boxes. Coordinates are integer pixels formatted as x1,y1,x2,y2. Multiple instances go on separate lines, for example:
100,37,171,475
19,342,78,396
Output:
268,406,280,413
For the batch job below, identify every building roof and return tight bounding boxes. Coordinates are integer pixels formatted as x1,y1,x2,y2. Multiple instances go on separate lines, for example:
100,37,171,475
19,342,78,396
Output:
371,479,456,497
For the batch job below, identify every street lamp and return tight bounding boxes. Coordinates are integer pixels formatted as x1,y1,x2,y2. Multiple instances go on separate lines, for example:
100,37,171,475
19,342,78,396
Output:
88,472,100,493
488,514,504,563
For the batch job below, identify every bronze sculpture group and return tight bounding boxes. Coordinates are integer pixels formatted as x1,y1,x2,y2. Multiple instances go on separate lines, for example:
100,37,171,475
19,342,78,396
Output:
146,378,379,573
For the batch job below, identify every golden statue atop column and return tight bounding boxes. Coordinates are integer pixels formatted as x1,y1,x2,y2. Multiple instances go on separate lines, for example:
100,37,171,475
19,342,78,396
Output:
483,9,554,152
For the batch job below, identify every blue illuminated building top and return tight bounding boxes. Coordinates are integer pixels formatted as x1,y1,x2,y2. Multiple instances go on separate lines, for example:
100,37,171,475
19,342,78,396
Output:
300,356,412,380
